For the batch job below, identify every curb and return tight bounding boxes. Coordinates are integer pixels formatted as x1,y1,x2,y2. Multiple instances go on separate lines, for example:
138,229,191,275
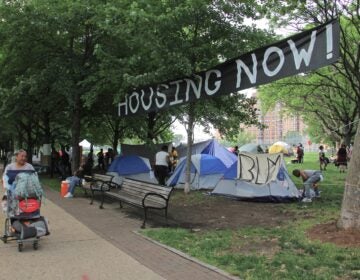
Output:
133,230,242,280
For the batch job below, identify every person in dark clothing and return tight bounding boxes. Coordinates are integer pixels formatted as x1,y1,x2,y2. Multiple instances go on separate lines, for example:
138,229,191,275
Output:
318,145,328,171
336,144,348,173
59,145,70,180
97,149,105,170
83,151,94,177
233,146,239,156
296,143,304,163
50,146,60,178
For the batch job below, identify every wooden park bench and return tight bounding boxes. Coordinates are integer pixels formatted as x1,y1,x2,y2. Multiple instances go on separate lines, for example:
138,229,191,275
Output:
101,178,174,228
83,173,116,206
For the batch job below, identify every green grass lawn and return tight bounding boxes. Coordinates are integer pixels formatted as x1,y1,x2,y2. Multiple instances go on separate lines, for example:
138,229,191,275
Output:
141,152,360,280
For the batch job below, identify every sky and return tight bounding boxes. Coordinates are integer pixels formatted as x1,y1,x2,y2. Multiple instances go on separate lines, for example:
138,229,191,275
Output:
171,18,292,143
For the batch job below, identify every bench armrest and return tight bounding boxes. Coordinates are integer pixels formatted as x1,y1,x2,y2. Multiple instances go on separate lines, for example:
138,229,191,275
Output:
142,192,168,208
88,179,113,192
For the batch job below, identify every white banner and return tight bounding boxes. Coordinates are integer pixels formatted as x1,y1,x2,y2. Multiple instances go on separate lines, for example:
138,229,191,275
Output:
238,152,283,184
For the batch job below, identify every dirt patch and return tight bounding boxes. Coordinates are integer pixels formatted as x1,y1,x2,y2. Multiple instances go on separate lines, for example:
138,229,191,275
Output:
165,192,295,230
118,190,360,249
307,221,360,248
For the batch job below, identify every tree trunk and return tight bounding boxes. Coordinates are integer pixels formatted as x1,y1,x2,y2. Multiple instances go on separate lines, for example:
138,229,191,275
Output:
147,112,156,142
43,112,51,144
337,121,360,230
71,92,81,173
184,103,195,194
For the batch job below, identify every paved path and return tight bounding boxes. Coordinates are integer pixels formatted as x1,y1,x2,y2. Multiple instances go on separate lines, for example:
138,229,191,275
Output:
0,188,165,280
0,163,236,280
45,187,236,280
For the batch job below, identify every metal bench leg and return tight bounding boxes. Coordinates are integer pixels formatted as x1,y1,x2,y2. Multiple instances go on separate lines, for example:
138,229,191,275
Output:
141,208,148,229
165,208,168,226
100,192,105,209
90,189,94,205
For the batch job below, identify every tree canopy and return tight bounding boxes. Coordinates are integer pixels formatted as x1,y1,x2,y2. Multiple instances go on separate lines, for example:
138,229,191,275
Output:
0,0,271,164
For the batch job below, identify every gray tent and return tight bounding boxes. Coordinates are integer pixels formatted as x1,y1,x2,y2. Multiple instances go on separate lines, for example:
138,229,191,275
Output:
212,153,300,202
239,143,266,154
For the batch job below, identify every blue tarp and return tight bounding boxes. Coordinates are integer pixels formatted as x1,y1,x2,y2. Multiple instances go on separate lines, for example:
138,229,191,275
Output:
177,139,237,168
223,161,237,179
108,155,150,175
197,154,228,175
167,154,227,187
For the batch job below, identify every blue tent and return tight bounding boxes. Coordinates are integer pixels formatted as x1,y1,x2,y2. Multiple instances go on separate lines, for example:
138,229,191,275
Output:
177,139,237,168
166,154,227,190
108,155,150,175
107,155,158,184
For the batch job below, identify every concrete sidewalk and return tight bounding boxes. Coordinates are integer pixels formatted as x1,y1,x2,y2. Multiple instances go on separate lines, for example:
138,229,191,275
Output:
45,187,237,280
0,190,165,280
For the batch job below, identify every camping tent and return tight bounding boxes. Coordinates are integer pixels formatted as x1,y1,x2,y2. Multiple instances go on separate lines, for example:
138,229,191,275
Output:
268,141,292,155
107,155,158,184
239,143,266,154
212,153,300,202
79,139,91,149
176,139,237,168
166,154,227,190
120,142,172,164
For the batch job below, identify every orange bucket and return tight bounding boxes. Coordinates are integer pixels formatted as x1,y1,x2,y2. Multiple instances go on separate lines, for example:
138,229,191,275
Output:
61,181,69,197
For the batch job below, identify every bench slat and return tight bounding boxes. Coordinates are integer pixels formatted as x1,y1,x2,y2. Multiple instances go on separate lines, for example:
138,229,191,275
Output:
109,187,168,205
122,180,171,196
106,192,166,208
119,185,170,202
123,178,171,193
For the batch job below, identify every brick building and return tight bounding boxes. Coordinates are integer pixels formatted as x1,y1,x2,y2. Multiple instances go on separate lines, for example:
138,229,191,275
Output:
243,90,307,146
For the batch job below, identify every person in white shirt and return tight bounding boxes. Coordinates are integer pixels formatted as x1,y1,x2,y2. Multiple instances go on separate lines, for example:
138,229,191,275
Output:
154,145,170,186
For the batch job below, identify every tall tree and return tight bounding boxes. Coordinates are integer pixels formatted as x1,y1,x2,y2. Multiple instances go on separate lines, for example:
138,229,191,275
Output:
259,67,358,146
263,0,360,229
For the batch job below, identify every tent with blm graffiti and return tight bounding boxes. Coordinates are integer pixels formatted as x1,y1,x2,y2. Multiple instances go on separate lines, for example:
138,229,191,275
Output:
211,152,300,202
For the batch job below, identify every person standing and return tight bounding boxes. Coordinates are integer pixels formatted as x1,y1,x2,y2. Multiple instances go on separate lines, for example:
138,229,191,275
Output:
296,143,304,163
336,144,348,173
170,147,178,172
50,146,60,178
318,145,328,171
59,145,70,180
97,149,105,171
154,145,170,186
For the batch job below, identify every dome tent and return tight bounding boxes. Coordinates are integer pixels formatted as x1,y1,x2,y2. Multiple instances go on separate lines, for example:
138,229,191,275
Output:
107,155,158,184
166,154,227,190
176,139,237,168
